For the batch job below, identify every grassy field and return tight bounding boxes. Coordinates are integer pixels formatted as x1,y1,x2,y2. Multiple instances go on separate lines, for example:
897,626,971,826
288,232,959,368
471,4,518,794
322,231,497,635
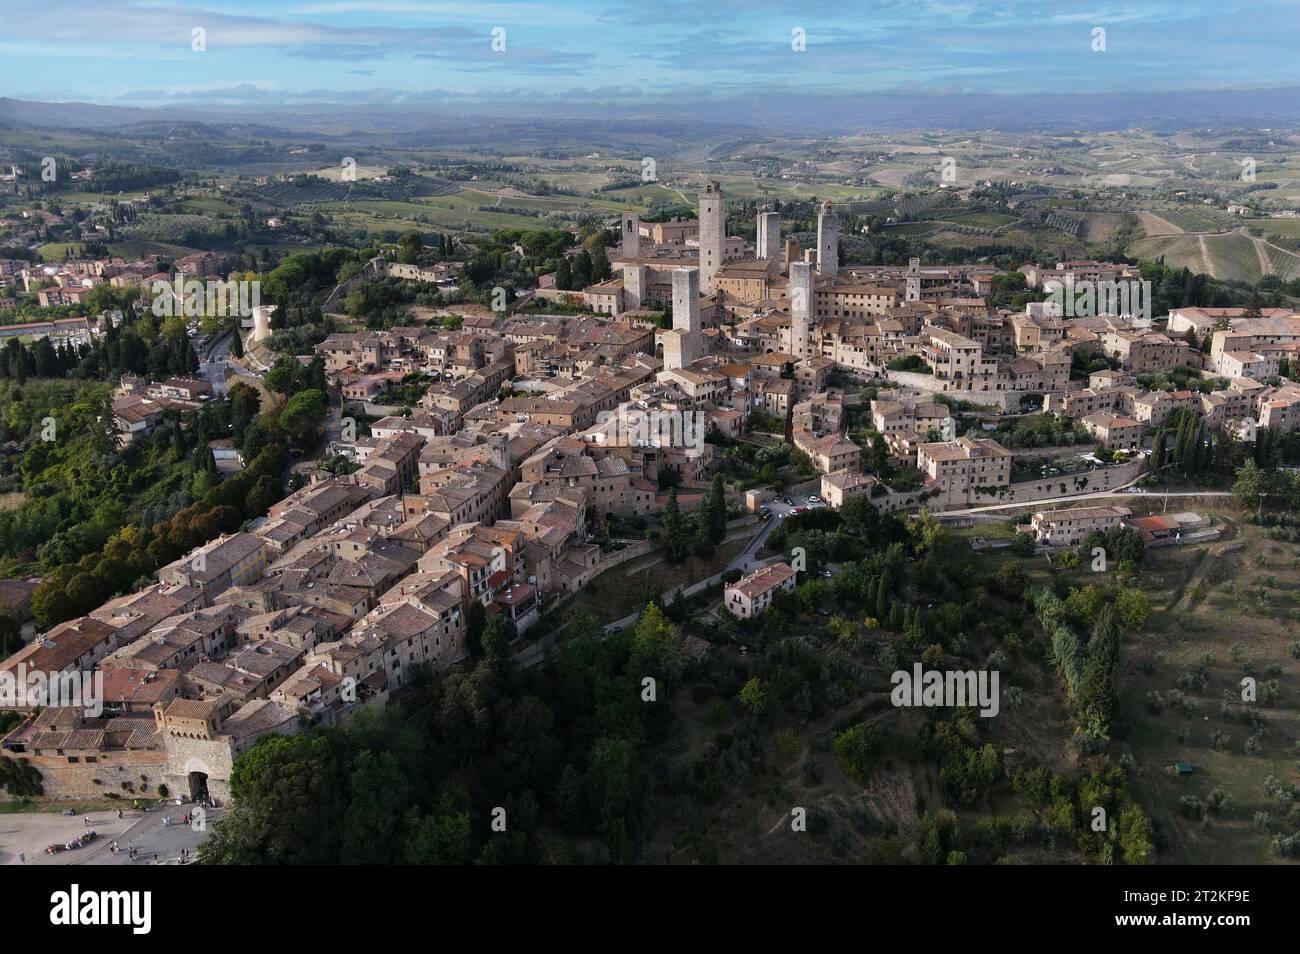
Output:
1126,229,1300,283
985,511,1298,861
1119,520,1300,864
946,211,1017,228
1257,216,1300,239
318,195,557,233
957,506,1300,864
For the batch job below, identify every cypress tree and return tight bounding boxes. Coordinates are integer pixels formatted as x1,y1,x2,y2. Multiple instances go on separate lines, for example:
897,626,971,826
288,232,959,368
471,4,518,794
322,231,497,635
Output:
705,474,727,545
661,487,687,564
1078,605,1120,737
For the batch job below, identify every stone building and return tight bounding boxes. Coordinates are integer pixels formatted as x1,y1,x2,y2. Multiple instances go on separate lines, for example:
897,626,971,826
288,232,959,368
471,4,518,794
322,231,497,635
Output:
698,180,724,295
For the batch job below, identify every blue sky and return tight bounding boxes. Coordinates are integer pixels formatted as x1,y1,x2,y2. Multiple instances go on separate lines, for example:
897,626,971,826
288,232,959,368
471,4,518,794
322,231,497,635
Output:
2,0,1299,107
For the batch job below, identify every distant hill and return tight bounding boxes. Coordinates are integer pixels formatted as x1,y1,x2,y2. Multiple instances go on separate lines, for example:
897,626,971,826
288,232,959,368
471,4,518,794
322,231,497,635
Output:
1129,228,1300,283
7,86,1300,137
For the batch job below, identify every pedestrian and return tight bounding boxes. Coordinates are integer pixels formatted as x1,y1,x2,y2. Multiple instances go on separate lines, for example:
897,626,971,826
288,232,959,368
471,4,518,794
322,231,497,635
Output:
84,815,90,826
17,852,25,864
117,809,123,820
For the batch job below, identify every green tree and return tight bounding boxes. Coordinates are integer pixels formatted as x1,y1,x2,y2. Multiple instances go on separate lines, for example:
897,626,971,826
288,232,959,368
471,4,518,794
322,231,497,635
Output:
553,763,586,833
585,737,638,860
703,473,727,546
401,790,474,864
0,614,23,662
833,721,881,782
341,750,411,864
1118,803,1155,864
1078,605,1120,737
1232,458,1268,512
1115,589,1151,630
278,388,326,447
660,487,688,563
739,677,770,717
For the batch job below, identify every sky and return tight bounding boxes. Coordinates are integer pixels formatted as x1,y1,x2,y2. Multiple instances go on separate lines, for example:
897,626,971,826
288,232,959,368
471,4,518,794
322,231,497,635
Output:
2,0,1300,110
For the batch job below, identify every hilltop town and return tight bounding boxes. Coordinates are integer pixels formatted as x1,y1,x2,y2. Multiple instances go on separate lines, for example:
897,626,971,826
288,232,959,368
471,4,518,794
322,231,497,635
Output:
7,10,1300,943
3,128,1300,868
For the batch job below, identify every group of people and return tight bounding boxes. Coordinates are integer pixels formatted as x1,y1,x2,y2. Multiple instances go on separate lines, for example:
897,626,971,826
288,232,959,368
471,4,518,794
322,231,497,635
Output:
108,843,149,862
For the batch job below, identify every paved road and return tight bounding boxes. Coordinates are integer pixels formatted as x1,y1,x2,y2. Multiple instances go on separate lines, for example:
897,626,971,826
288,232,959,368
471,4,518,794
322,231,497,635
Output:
198,331,233,396
0,803,220,866
943,487,1231,516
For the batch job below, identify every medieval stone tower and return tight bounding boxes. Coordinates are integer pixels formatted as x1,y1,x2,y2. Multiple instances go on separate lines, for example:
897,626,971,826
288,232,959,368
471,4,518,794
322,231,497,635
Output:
672,266,701,338
757,211,781,262
663,266,702,370
783,237,801,272
620,212,640,259
489,432,512,472
789,261,814,360
906,257,921,302
622,263,646,311
816,200,838,278
698,180,724,294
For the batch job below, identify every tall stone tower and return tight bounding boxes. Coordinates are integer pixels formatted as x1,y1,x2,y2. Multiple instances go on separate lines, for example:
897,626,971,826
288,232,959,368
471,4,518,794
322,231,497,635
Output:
662,266,702,371
905,257,921,302
757,211,781,261
623,263,646,311
672,266,701,337
788,261,813,360
698,180,724,294
783,237,801,273
489,432,512,472
816,201,838,278
620,212,640,259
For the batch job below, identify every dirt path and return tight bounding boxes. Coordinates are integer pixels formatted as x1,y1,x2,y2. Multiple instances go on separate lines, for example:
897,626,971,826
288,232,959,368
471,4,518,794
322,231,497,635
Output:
1121,741,1193,862
1251,234,1271,278
1198,235,1216,277
1166,518,1238,614
1137,211,1183,237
